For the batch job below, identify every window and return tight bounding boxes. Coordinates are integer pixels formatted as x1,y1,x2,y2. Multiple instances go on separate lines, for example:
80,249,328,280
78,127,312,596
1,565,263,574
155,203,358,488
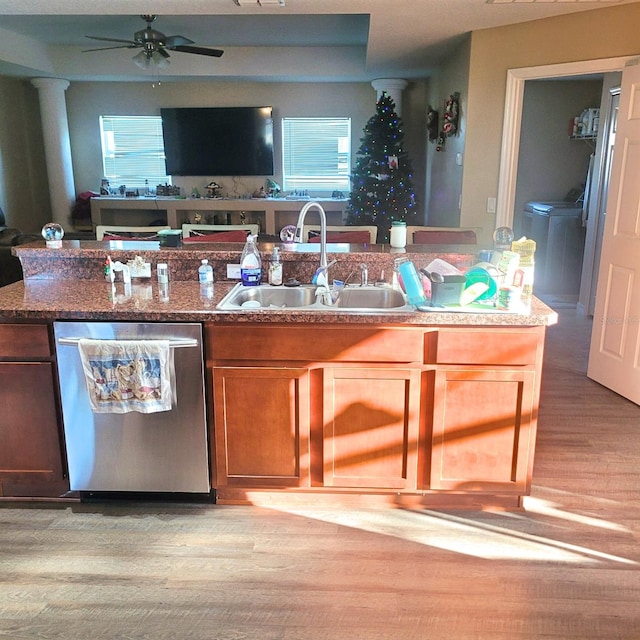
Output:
99,115,170,190
281,117,351,192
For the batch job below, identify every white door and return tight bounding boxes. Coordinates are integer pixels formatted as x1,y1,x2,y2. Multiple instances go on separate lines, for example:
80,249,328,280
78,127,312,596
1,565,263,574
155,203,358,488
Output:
588,59,640,405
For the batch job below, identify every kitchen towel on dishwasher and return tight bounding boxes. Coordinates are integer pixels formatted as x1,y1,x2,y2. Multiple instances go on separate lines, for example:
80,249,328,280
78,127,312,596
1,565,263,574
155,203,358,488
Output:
78,339,174,414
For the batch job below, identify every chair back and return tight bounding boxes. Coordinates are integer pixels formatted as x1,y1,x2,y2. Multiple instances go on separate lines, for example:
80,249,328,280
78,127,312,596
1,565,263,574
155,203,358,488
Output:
181,224,260,238
406,226,477,245
304,225,378,243
96,225,172,241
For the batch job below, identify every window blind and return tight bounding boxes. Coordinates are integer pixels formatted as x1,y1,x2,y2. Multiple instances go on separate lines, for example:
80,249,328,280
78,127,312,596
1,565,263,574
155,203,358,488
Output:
100,115,170,190
282,117,351,192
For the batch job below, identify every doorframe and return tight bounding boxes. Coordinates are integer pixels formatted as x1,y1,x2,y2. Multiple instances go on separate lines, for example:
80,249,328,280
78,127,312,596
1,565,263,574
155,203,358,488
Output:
496,56,632,231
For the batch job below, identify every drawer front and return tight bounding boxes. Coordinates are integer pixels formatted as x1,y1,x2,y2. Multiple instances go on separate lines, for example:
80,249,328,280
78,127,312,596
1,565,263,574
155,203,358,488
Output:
433,327,543,366
0,324,52,358
209,324,423,363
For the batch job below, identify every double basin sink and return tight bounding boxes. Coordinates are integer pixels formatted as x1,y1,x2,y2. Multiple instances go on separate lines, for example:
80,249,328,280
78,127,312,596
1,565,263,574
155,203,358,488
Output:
217,283,414,313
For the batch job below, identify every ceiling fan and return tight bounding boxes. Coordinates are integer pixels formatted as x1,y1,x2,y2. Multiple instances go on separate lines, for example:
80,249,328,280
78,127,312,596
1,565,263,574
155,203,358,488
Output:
84,15,224,69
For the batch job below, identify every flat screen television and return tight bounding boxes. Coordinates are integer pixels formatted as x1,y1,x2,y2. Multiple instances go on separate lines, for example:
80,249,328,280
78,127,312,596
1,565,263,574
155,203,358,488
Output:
161,106,274,177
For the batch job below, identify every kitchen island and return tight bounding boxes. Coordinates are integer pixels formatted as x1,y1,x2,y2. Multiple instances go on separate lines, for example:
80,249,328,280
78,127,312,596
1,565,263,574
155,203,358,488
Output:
0,240,557,508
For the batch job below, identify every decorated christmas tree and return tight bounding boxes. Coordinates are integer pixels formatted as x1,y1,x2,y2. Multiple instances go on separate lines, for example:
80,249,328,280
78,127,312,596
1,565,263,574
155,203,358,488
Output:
345,92,418,243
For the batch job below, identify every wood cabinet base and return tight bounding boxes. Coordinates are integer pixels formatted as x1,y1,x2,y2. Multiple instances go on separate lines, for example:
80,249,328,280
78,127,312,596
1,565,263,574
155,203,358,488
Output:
214,487,523,510
208,322,546,510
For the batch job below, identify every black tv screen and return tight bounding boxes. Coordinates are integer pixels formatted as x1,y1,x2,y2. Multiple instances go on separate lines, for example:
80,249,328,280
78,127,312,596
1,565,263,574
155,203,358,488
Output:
161,106,274,177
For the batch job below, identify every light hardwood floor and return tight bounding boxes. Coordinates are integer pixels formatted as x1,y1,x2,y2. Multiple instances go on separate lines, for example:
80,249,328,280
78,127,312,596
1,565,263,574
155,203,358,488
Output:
1,308,639,639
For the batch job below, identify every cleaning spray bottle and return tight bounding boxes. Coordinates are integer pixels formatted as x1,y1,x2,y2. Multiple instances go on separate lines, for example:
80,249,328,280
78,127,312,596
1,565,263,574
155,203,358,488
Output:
240,234,262,286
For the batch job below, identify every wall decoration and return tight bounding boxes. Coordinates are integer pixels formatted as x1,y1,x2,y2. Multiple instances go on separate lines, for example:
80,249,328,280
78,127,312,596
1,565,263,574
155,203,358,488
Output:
435,91,461,152
426,106,439,142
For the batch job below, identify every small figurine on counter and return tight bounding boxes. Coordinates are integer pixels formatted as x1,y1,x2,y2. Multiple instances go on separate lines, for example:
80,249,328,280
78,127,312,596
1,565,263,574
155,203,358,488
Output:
266,179,281,198
252,186,267,198
206,181,222,198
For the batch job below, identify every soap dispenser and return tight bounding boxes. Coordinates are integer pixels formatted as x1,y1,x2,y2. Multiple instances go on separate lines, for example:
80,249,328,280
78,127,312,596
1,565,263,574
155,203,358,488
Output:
240,234,262,286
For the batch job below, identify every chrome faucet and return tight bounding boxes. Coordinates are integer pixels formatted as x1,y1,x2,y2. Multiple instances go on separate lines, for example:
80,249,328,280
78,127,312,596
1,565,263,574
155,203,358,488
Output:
360,263,368,287
294,201,328,272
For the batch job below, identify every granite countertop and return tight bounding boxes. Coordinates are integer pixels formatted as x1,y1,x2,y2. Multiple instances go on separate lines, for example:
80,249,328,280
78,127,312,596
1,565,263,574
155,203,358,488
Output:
0,279,558,326
1,240,558,326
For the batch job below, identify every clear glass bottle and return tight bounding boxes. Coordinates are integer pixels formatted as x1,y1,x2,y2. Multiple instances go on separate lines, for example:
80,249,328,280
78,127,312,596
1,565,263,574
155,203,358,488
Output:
268,246,283,286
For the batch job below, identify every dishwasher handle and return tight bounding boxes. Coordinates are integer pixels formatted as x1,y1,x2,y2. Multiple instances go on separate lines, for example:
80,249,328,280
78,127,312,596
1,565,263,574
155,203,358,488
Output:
57,337,199,349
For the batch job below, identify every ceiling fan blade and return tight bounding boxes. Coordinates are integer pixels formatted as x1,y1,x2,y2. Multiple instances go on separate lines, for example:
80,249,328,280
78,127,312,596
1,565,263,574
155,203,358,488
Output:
157,47,171,59
164,35,194,48
171,45,224,58
85,35,139,46
83,44,137,53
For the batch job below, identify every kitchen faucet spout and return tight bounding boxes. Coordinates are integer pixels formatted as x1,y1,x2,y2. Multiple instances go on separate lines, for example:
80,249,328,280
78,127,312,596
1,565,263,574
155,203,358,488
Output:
294,201,328,272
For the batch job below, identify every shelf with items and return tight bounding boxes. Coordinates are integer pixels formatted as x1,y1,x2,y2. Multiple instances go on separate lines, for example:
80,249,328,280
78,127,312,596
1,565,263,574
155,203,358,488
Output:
569,107,600,140
90,197,348,237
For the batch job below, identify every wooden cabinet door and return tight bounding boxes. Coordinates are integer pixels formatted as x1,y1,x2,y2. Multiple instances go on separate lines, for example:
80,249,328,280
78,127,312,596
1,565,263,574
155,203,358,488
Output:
430,368,536,493
0,362,67,497
212,367,310,487
322,367,421,489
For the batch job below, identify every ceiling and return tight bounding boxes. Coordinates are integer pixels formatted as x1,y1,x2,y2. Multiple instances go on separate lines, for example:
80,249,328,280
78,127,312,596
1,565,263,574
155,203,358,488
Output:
0,0,634,82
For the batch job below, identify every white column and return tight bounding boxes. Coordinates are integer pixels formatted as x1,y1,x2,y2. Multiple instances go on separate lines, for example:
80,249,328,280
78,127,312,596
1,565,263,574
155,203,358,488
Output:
30,78,76,228
371,78,409,115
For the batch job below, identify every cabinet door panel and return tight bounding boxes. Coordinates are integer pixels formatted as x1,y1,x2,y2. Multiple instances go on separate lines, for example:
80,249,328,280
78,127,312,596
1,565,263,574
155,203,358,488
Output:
430,369,536,492
213,367,310,487
0,362,66,496
0,323,52,358
323,367,421,489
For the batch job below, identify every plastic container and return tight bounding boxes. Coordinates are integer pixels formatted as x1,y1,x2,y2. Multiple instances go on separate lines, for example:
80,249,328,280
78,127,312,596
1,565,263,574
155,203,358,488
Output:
390,221,407,248
268,246,283,286
510,237,536,297
198,259,214,284
240,234,262,286
157,263,169,284
464,266,498,301
397,259,427,306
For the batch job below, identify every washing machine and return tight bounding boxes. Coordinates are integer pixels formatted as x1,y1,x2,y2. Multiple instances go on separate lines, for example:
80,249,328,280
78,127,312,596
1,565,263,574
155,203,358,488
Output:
523,201,586,295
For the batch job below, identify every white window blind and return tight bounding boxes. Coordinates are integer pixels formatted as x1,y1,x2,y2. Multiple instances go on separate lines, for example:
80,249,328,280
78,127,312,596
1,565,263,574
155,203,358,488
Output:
282,117,351,192
100,115,170,190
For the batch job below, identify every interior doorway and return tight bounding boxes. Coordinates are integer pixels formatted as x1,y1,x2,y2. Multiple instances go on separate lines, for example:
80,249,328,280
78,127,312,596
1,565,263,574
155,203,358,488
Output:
513,77,603,308
496,57,631,317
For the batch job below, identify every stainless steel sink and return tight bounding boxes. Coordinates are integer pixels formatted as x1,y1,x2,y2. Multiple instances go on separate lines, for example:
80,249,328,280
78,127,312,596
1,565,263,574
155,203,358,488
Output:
216,283,413,312
217,284,317,309
329,286,407,309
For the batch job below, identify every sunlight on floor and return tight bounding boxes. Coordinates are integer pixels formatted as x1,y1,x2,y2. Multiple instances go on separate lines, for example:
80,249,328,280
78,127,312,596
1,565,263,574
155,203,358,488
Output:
523,496,631,532
269,505,638,565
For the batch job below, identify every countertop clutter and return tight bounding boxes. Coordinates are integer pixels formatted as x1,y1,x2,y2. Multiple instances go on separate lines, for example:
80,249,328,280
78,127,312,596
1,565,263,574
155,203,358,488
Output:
1,240,557,326
0,278,557,325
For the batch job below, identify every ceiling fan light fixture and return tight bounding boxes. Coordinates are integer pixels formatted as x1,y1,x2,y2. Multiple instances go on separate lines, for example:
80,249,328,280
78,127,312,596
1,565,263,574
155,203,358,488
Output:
133,49,170,70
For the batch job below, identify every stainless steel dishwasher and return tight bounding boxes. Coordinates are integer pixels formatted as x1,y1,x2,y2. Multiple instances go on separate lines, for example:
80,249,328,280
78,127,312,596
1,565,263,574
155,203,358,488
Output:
54,321,210,495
